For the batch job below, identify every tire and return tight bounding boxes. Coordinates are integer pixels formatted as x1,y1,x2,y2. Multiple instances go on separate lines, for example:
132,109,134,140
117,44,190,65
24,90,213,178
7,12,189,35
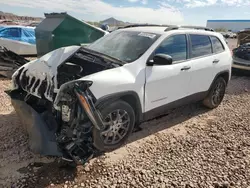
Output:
203,77,227,109
93,100,135,151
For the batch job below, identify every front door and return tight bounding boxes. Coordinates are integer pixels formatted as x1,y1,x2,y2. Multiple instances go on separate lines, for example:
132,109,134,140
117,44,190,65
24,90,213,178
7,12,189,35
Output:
144,34,192,114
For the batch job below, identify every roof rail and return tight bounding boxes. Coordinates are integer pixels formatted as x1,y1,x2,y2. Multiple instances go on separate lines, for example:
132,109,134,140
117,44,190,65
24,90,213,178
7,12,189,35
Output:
118,24,178,29
164,26,179,31
117,24,214,32
180,25,214,31
164,25,214,32
118,24,162,29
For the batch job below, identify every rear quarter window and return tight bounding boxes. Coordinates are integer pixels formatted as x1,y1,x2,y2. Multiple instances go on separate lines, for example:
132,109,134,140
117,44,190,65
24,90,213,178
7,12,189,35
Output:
210,36,225,53
190,34,212,58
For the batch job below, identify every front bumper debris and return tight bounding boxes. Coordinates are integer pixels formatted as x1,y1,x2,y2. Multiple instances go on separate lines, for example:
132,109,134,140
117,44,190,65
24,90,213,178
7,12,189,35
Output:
11,98,62,156
7,79,106,163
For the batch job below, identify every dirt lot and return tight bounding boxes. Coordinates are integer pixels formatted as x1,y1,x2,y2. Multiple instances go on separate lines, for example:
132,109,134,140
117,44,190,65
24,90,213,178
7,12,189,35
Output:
1,39,250,188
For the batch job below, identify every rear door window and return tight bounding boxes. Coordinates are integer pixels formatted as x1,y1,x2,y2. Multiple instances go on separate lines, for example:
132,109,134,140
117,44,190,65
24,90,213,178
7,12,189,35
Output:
155,34,187,62
210,36,224,53
190,34,212,58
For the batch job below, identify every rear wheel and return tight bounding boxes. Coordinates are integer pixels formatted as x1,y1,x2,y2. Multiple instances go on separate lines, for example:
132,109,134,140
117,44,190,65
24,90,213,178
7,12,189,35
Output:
203,77,226,109
93,100,135,151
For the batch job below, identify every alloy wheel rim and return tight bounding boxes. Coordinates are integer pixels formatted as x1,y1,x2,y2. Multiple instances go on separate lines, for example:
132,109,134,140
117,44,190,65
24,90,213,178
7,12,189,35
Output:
101,109,130,145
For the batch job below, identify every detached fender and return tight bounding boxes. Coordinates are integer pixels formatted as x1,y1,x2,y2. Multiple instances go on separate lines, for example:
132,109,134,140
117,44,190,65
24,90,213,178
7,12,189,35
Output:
11,99,62,156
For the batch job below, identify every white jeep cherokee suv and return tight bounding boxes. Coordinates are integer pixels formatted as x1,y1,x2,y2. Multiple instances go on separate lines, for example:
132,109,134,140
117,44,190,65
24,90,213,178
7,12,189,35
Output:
8,25,232,163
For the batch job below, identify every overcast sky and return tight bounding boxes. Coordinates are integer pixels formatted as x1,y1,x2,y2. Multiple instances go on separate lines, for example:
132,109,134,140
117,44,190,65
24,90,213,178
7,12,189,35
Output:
1,0,250,26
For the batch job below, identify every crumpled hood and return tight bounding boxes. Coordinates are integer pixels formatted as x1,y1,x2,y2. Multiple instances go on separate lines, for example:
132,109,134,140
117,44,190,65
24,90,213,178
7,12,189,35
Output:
12,46,81,100
14,45,81,78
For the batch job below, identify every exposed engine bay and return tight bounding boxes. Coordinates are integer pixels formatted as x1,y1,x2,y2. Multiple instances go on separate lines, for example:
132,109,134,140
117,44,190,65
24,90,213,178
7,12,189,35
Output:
57,49,116,87
7,47,123,164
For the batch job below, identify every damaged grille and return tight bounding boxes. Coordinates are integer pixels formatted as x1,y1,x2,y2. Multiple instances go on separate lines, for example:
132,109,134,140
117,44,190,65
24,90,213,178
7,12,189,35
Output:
15,68,54,100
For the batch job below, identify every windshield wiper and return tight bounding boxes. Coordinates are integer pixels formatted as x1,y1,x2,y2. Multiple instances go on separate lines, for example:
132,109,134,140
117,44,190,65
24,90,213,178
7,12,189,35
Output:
80,47,125,66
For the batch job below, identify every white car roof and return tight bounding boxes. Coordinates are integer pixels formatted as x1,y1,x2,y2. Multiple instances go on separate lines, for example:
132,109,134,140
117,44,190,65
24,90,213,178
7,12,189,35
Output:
122,26,169,34
121,26,220,37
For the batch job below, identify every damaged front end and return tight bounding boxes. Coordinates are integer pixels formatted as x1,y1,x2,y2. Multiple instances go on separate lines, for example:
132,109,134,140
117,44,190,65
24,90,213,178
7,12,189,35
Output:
233,30,250,70
7,46,122,164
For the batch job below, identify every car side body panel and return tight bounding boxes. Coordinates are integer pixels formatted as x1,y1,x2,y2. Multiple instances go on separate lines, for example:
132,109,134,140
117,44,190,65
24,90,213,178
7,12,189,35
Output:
0,38,37,55
86,30,231,118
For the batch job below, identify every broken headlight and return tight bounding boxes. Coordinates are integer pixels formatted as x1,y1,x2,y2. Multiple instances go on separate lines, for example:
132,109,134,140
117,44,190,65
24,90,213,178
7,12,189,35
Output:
54,80,104,130
61,104,71,122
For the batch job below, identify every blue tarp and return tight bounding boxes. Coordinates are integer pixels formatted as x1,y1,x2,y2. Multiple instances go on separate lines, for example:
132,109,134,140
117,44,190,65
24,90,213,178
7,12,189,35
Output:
0,27,36,45
21,27,36,44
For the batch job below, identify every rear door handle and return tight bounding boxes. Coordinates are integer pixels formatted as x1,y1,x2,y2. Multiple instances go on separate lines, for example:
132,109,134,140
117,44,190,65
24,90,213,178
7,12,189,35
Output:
213,59,220,64
181,66,191,71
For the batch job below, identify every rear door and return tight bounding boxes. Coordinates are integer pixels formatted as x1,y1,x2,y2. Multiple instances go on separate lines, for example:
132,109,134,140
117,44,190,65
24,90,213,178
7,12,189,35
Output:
187,34,216,95
209,35,228,72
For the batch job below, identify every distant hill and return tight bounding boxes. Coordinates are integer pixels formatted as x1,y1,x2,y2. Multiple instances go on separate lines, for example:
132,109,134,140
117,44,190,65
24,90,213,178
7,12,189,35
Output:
100,17,132,26
0,11,42,22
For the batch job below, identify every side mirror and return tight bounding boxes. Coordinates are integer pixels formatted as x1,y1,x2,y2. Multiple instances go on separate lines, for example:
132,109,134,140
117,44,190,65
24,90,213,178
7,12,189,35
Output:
147,54,173,66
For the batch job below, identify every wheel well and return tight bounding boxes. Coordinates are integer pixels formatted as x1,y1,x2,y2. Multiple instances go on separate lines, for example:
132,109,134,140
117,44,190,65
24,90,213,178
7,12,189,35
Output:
207,71,230,95
120,95,141,125
218,71,229,84
95,92,143,126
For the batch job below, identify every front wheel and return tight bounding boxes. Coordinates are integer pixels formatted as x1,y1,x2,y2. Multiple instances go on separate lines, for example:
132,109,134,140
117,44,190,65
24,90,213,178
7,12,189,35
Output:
93,100,135,151
203,77,227,109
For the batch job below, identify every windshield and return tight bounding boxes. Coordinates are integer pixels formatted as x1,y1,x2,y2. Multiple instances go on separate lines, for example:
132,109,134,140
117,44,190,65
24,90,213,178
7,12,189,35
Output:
87,30,160,63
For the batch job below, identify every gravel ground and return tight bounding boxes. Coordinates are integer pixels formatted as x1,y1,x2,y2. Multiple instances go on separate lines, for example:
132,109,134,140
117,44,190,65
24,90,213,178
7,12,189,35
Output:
0,73,249,188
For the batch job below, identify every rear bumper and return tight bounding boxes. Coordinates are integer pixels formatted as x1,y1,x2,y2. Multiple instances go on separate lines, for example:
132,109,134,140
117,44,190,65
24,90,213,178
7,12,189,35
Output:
11,99,62,156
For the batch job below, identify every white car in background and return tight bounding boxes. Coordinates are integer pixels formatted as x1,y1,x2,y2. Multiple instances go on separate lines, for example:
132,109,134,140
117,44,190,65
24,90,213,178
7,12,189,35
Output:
0,25,37,55
229,32,237,38
8,25,232,163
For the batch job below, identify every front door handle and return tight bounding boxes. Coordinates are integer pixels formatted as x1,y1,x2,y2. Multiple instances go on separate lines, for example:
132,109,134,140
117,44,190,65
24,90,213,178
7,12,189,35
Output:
213,59,220,64
181,66,191,71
